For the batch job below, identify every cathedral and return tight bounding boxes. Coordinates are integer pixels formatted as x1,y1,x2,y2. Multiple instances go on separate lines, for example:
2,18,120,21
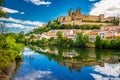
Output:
57,8,114,23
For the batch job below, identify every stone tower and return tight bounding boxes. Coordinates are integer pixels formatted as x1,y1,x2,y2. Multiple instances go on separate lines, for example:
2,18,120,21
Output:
76,8,81,16
99,14,105,21
119,17,120,26
69,8,73,16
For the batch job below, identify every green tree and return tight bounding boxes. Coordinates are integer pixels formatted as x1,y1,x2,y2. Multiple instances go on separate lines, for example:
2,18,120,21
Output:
95,36,102,48
0,22,8,34
56,31,63,45
0,0,7,18
102,39,110,48
0,0,8,34
16,31,26,43
75,32,89,47
0,34,6,48
30,34,36,40
113,17,119,25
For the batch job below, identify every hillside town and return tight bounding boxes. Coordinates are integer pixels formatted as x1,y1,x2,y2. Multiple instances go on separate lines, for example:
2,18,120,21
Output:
31,26,120,43
1,0,120,80
27,8,120,43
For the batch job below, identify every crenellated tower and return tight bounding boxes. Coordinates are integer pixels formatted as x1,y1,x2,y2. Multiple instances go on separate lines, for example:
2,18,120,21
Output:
69,8,73,17
76,8,81,16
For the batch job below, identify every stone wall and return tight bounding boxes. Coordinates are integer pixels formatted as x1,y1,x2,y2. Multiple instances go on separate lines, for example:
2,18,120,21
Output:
57,8,113,23
61,20,112,26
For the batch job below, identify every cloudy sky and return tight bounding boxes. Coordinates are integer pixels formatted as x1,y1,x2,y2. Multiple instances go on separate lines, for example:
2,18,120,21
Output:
0,0,120,33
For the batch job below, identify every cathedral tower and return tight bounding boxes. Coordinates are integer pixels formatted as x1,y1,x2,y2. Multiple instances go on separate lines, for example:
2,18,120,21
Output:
76,8,81,16
69,8,73,16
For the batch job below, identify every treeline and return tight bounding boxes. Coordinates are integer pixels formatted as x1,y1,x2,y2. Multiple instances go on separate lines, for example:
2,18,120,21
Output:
82,20,112,23
29,31,120,49
27,20,102,35
59,24,101,29
95,36,120,49
30,32,89,47
0,31,26,75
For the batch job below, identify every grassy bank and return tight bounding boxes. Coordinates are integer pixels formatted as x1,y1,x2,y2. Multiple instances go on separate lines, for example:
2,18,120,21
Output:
0,32,25,80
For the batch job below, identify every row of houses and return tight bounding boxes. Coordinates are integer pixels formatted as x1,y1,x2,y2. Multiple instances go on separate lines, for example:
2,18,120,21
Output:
33,26,120,42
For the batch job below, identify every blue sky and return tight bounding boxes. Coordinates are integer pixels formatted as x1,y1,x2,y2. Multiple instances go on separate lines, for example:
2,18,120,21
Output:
0,0,120,33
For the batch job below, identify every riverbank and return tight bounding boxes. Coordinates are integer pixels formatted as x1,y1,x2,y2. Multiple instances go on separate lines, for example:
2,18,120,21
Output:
0,62,16,80
0,33,25,80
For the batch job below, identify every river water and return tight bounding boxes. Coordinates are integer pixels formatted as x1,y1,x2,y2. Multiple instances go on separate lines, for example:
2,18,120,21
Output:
12,46,120,80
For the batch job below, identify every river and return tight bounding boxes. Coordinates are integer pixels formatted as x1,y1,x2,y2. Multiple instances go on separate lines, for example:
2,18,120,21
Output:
12,46,120,80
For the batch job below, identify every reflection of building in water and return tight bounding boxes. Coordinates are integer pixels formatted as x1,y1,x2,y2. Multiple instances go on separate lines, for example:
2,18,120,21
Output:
62,49,78,58
59,60,104,72
36,47,59,55
59,55,120,72
33,46,120,73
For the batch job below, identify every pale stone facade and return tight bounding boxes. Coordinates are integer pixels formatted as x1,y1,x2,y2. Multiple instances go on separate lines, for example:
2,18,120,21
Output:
57,8,115,25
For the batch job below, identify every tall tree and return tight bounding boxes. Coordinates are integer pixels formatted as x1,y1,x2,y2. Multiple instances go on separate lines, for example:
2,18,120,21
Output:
0,0,7,18
0,22,7,34
75,32,89,47
113,17,119,26
95,36,102,48
0,0,8,34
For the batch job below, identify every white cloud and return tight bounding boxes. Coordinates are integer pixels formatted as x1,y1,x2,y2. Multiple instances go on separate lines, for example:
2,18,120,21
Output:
1,7,25,14
90,63,120,80
20,12,25,14
89,0,96,2
91,74,120,80
0,17,45,33
1,7,19,13
14,70,52,80
24,0,52,6
22,48,37,55
0,17,45,26
89,0,120,17
6,23,35,29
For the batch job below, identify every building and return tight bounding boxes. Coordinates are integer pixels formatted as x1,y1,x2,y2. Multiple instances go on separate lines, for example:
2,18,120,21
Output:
40,29,81,41
39,26,120,43
57,8,114,25
86,26,120,42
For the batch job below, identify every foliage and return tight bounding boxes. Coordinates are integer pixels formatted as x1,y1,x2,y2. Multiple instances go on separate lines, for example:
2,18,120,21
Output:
113,17,119,26
0,33,24,74
28,20,102,35
28,26,51,35
16,31,26,43
30,34,36,39
95,36,102,48
74,32,89,47
95,36,120,49
0,0,7,18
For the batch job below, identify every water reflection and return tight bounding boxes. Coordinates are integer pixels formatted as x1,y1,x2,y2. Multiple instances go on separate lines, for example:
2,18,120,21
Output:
32,46,120,73
91,63,120,80
12,46,120,80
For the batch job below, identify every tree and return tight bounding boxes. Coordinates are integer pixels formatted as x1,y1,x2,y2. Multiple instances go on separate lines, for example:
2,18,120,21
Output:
30,34,36,39
16,31,26,43
0,0,8,34
56,31,63,45
102,39,110,48
0,22,8,34
0,34,6,48
113,17,119,25
57,31,63,39
75,32,89,47
95,36,102,48
0,0,7,18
